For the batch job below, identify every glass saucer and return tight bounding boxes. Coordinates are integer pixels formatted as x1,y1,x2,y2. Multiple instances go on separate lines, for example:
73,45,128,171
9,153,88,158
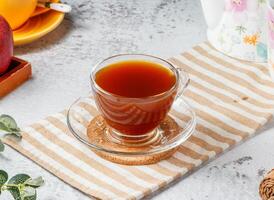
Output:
67,97,196,165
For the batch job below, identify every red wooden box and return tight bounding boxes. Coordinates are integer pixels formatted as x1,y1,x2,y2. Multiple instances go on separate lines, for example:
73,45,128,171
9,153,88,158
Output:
0,57,32,98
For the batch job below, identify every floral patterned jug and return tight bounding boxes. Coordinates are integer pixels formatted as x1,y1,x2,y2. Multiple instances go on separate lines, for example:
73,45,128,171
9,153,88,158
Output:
201,0,268,62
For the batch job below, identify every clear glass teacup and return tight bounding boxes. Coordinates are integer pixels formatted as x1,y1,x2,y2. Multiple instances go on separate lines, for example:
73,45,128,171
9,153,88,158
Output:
90,54,190,145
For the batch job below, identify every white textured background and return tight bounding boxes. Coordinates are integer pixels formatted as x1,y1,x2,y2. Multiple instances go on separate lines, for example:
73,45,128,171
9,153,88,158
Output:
0,0,273,199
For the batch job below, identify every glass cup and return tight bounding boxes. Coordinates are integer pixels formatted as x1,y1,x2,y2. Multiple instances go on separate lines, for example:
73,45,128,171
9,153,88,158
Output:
90,54,190,145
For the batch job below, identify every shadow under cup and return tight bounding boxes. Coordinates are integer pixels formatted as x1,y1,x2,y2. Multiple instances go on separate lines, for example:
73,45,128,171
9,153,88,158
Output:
90,54,189,145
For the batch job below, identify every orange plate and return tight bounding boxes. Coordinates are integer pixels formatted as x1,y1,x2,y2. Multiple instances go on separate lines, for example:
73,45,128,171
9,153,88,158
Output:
13,10,64,46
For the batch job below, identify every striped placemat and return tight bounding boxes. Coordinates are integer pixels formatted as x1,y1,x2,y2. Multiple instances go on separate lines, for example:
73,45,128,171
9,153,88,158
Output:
4,42,274,200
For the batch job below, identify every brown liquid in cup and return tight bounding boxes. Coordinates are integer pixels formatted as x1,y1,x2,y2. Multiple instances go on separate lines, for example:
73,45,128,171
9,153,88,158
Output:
94,60,177,135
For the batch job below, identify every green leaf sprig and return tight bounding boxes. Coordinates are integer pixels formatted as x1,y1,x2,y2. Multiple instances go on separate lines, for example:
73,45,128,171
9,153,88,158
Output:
0,114,22,152
0,170,44,200
0,115,44,199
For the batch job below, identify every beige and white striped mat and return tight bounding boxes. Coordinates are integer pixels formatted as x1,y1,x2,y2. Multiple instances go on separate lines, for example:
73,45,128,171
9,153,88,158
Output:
4,42,274,200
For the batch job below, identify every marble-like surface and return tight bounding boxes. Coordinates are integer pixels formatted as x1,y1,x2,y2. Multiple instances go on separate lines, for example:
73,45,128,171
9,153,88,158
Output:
0,0,273,199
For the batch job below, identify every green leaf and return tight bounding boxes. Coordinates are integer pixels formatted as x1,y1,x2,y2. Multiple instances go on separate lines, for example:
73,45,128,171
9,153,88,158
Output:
7,174,36,200
0,170,8,193
4,132,22,139
0,139,4,152
0,115,20,133
0,121,11,133
20,186,36,199
25,177,44,188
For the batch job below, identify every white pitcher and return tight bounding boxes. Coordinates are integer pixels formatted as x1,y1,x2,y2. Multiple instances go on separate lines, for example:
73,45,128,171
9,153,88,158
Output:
201,0,268,62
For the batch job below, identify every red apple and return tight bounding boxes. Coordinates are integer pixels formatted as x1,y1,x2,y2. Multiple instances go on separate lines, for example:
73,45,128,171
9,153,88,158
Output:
0,15,13,75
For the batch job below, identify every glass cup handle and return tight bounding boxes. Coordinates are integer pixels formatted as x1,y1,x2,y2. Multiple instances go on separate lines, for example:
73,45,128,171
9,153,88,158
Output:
176,68,190,99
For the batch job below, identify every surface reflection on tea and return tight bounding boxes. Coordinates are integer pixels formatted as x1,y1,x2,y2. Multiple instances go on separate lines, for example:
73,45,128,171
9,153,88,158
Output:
95,60,176,97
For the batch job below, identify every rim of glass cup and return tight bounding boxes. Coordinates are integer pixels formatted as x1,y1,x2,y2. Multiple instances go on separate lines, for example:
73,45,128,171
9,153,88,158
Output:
67,97,197,156
90,54,184,102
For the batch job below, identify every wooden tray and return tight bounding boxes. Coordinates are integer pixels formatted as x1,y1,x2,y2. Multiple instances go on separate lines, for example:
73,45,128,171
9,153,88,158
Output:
0,57,32,98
